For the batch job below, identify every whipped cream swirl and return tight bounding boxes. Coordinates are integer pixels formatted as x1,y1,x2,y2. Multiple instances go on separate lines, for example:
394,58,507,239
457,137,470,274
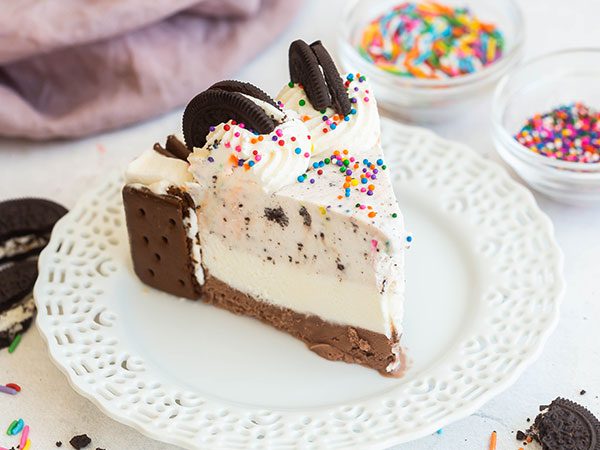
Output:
189,107,312,194
276,73,380,157
125,148,193,193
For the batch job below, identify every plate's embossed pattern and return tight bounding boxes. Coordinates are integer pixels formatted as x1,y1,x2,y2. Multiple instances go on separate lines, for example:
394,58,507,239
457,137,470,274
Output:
35,121,564,449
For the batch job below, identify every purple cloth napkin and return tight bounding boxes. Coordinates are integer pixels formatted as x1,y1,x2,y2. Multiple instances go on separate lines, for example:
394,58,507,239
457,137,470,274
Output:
0,0,302,140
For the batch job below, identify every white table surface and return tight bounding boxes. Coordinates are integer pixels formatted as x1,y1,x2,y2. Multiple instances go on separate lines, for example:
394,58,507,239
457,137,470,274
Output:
1,1,600,449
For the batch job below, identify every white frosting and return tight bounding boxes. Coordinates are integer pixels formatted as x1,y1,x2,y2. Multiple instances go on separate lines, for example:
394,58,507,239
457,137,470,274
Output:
189,110,313,194
0,234,47,259
0,296,35,333
276,73,381,157
125,148,192,188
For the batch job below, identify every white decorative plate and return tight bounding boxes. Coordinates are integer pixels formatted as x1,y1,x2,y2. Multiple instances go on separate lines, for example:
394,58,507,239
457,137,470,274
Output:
35,120,564,450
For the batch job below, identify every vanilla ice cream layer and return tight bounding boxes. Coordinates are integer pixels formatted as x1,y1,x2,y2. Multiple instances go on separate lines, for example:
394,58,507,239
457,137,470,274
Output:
202,233,402,336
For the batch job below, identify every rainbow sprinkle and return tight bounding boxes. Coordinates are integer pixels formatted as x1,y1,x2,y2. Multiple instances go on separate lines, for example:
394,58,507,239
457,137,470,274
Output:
358,1,504,79
0,386,17,396
7,334,22,354
515,102,600,163
20,425,29,449
6,420,17,436
9,419,23,436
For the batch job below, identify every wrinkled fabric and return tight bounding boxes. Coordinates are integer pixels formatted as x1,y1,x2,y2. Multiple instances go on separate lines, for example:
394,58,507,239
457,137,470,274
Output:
0,0,302,140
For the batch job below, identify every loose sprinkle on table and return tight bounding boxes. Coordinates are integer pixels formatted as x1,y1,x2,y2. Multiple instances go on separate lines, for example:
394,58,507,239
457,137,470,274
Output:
489,430,497,450
8,334,22,353
20,425,30,448
515,102,600,163
5,383,21,392
10,419,24,436
0,386,17,396
359,1,504,79
6,420,17,436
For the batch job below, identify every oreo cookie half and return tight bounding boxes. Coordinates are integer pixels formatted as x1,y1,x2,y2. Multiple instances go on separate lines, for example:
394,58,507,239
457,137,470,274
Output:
519,397,600,450
210,80,281,110
0,198,68,264
310,40,352,116
182,90,277,149
0,259,38,349
289,39,331,111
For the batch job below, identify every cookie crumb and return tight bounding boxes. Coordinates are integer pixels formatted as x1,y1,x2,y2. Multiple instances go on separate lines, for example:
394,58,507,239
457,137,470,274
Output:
56,442,63,447
70,434,91,449
580,389,587,395
264,206,289,228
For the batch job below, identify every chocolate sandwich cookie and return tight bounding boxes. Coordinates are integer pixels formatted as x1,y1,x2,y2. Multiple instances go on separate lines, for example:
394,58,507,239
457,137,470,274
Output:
310,40,352,116
182,89,277,149
0,198,67,265
0,259,38,349
518,397,600,450
289,39,331,111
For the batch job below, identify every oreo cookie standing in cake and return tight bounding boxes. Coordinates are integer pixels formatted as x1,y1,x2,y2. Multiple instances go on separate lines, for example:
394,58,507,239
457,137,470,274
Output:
0,259,38,349
0,198,67,265
288,39,351,116
182,88,279,149
310,40,352,116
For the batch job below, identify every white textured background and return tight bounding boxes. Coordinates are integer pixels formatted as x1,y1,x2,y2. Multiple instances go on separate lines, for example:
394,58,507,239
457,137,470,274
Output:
1,0,600,449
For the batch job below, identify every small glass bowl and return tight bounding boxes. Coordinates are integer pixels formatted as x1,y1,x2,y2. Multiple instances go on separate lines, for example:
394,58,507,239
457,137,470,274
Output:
492,49,600,206
337,0,525,123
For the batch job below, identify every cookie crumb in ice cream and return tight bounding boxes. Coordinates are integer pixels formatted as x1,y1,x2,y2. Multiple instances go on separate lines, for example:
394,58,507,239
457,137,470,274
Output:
264,207,289,228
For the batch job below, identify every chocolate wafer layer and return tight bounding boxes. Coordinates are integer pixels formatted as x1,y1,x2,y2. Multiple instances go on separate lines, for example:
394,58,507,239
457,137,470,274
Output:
122,185,202,300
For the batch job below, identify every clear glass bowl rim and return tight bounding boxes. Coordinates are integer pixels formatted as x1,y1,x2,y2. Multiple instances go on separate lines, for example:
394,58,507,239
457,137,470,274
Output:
339,0,526,90
492,47,600,176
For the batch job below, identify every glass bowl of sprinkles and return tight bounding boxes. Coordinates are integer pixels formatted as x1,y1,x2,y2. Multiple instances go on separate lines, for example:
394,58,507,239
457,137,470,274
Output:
492,48,600,205
338,0,524,123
